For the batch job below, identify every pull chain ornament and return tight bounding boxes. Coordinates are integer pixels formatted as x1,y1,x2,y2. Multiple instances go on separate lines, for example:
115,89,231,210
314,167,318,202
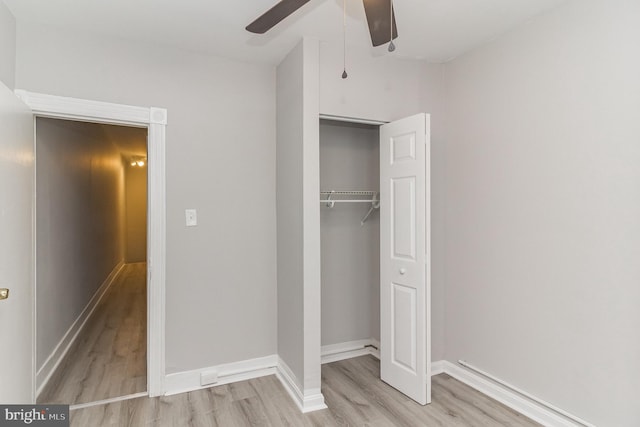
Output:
342,0,348,78
388,0,395,52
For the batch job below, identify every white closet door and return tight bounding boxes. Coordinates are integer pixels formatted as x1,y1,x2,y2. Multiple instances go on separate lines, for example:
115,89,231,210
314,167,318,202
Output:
0,84,35,403
380,113,430,405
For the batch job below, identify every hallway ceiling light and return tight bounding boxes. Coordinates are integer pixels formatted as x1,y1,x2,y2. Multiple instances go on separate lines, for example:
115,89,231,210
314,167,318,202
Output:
130,156,147,167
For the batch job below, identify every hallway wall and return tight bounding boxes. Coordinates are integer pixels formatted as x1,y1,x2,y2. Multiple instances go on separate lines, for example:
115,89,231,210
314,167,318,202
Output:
125,163,147,263
36,118,126,370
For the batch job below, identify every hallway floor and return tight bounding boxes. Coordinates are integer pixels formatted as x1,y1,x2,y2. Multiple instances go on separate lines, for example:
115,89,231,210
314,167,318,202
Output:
38,263,147,405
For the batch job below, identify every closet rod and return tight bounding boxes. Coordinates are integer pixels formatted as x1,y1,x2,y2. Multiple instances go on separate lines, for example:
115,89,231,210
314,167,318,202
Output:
318,199,377,203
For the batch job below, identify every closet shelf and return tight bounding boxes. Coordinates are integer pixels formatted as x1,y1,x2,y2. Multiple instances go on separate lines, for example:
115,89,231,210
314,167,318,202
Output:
320,190,380,225
319,190,378,203
320,191,377,196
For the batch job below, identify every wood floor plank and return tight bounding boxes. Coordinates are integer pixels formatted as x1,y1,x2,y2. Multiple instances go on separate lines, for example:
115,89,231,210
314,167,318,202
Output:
71,355,541,426
38,263,147,405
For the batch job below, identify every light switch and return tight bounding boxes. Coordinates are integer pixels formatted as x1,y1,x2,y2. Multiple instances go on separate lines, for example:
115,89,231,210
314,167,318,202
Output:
185,209,197,227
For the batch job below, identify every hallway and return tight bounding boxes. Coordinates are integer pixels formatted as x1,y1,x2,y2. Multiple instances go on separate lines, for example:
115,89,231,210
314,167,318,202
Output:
38,263,147,405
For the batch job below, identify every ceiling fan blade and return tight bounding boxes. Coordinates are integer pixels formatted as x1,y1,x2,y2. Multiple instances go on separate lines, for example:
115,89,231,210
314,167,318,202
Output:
362,0,398,47
246,0,313,34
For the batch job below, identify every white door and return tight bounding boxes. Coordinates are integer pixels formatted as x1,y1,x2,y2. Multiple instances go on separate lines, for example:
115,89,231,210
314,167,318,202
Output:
380,113,430,405
0,83,35,403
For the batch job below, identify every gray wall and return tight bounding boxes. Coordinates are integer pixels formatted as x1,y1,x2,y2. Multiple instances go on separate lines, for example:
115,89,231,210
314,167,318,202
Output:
443,1,640,425
320,120,380,346
276,41,305,386
17,22,277,373
0,0,16,88
276,38,322,395
36,118,126,369
125,163,147,263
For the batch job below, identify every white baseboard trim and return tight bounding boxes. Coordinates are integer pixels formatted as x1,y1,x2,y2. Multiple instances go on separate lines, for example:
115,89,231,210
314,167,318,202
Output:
70,392,148,411
276,357,327,413
164,354,278,396
321,338,380,364
437,360,591,427
36,260,125,397
431,360,445,376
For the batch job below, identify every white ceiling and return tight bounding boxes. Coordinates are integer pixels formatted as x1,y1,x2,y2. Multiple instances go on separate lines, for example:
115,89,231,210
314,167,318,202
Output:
4,0,566,64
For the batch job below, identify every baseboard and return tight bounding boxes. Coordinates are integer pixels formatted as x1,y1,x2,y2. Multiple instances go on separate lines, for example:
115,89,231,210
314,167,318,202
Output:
431,360,445,376
164,354,278,396
321,338,380,364
275,357,327,413
438,360,592,427
36,261,125,397
163,354,327,413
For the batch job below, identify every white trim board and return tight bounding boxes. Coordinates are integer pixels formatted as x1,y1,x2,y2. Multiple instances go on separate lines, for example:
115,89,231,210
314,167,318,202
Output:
36,261,125,397
437,361,593,427
321,339,380,364
319,114,388,126
276,357,327,413
164,354,327,413
431,360,445,376
14,90,167,127
164,355,278,396
70,392,148,411
16,89,167,398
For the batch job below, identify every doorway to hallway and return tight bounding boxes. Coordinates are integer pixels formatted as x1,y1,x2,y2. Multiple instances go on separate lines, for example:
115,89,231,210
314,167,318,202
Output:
34,118,149,406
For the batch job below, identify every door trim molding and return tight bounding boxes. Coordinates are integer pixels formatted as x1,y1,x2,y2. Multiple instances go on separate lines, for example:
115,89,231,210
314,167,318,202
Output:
15,89,167,397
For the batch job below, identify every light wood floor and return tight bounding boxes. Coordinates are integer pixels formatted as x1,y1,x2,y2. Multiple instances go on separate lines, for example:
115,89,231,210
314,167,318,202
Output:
70,355,540,426
38,263,147,405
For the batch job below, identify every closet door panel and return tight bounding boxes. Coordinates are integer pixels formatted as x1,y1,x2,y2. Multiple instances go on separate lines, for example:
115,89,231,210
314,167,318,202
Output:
391,176,416,260
380,113,430,406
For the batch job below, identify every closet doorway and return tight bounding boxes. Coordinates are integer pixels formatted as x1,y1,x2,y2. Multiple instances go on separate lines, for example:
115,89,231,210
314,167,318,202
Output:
319,113,431,405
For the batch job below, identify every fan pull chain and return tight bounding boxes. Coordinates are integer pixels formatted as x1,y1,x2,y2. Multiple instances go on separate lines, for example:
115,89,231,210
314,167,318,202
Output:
388,0,396,52
342,0,348,79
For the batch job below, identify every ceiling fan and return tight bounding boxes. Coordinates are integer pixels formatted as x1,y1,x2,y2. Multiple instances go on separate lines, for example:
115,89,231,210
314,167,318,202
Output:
246,0,398,48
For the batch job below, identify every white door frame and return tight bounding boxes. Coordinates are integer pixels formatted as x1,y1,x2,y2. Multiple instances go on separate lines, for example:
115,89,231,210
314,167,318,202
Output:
15,90,167,398
315,113,431,401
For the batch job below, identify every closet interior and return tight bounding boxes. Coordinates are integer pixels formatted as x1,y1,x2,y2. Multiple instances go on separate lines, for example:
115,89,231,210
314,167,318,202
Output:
320,118,381,358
